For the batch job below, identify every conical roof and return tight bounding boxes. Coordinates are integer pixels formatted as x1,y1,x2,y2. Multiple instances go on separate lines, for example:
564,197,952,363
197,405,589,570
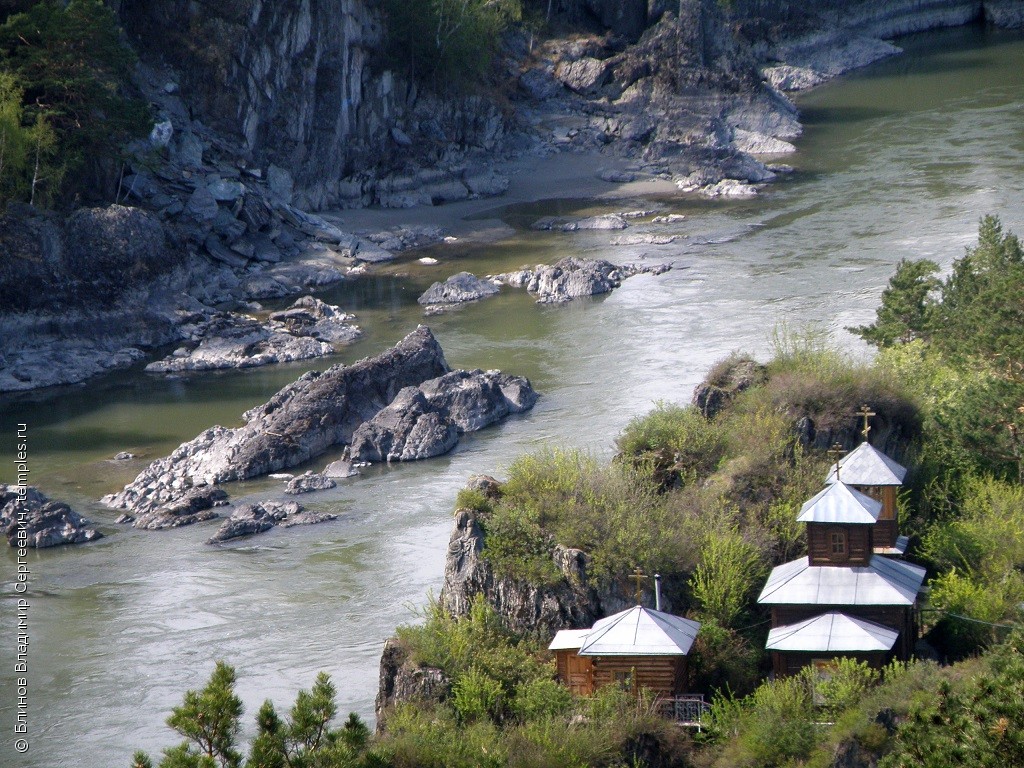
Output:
576,605,701,657
826,442,907,487
796,481,882,524
766,612,899,653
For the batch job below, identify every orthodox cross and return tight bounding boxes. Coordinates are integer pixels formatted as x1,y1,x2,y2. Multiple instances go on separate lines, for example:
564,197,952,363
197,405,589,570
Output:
828,442,847,482
858,404,876,442
629,567,648,605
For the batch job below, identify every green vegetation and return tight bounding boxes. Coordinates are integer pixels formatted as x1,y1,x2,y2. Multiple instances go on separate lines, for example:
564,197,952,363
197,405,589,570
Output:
0,0,148,205
379,0,522,90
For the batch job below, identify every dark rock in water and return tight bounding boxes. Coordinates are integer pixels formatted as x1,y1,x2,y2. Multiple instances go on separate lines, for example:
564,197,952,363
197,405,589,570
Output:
104,326,451,515
206,500,334,543
132,486,228,530
207,500,297,543
375,637,450,732
692,356,766,419
0,485,103,548
417,272,499,307
268,296,361,343
349,370,538,463
115,513,134,524
113,452,135,461
526,256,669,303
285,471,337,495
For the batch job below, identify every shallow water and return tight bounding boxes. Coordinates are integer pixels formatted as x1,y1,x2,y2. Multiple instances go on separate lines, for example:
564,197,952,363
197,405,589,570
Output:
2,24,1024,768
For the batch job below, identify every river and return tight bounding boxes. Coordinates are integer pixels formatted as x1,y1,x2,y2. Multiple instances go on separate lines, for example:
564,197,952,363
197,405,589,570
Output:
2,23,1023,768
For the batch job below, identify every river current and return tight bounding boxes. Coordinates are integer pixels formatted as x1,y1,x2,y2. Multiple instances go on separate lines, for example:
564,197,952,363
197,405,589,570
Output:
2,24,1023,768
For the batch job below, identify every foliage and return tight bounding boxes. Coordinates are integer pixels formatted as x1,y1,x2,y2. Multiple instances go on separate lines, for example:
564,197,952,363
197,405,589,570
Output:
689,523,766,629
135,664,376,768
0,0,148,201
850,258,940,347
0,71,61,206
380,0,522,90
617,402,727,488
881,633,1024,768
803,657,879,721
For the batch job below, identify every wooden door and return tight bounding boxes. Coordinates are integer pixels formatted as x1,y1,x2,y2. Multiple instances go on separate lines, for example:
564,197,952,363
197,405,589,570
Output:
566,654,594,695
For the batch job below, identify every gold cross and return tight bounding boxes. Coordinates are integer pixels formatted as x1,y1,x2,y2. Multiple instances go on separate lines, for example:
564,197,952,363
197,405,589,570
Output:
827,442,847,482
858,404,876,442
628,567,647,605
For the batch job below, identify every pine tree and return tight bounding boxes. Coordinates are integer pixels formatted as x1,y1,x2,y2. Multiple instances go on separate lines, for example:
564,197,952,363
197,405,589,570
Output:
164,661,244,768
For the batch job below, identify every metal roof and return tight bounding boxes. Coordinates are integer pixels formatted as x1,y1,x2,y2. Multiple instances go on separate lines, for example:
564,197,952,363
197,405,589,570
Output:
548,629,590,651
874,535,910,556
576,606,701,657
826,442,907,487
757,555,926,606
766,612,899,653
797,482,882,524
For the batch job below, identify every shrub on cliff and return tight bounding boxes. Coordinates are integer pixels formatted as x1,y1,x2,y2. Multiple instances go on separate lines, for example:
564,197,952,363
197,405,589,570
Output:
0,0,149,202
380,0,522,90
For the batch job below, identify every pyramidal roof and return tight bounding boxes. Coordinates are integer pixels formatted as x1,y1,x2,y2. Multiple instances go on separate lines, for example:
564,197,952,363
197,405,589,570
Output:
757,555,926,606
766,612,899,653
826,442,907,487
569,606,701,657
797,482,882,524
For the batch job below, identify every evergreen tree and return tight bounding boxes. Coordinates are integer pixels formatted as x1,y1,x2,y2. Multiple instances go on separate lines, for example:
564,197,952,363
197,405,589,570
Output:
851,258,940,347
164,661,244,768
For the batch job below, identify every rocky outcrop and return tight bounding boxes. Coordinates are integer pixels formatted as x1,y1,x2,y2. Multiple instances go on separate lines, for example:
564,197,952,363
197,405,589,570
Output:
525,257,670,304
285,472,338,495
131,486,229,530
417,272,500,307
440,508,606,638
375,638,451,730
532,214,629,231
206,500,336,543
268,296,361,343
692,356,767,419
349,370,538,463
0,486,103,548
104,326,450,515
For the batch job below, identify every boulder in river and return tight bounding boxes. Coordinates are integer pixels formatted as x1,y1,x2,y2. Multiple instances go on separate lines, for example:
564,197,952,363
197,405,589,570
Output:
526,257,669,304
267,296,361,343
349,369,538,463
132,486,229,530
1,485,103,548
417,272,499,307
206,500,336,543
285,471,338,495
103,327,491,515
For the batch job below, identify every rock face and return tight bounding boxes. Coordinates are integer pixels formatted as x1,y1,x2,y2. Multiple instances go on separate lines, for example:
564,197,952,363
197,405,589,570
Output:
0,486,103,548
105,326,450,515
440,508,605,638
349,370,538,463
417,272,500,307
375,638,451,731
206,500,336,543
526,257,669,304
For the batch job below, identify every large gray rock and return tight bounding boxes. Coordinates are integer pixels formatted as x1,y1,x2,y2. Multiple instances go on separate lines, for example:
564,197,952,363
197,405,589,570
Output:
349,370,538,463
285,471,337,494
555,57,612,94
526,257,668,304
104,327,452,515
0,485,103,548
417,272,500,306
692,356,766,419
144,313,334,373
375,638,451,731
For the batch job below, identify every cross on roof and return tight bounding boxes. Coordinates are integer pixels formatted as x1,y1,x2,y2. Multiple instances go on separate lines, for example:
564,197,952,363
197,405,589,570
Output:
628,567,648,605
827,442,847,481
858,404,876,442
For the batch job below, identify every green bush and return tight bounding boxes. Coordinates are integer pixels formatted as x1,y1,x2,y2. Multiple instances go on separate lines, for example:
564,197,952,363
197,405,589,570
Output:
380,0,522,90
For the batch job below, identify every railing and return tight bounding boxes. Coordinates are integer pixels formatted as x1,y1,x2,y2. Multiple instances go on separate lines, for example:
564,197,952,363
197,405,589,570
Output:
656,695,711,728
